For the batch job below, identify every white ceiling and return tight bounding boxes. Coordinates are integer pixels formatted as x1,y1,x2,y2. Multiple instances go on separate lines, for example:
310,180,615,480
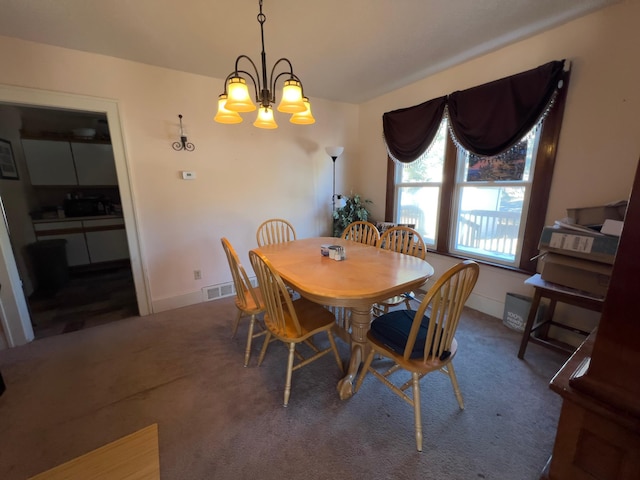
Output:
0,0,619,104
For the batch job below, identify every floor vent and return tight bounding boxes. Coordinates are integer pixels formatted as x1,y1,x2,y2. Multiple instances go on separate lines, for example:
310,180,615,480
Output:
202,277,256,301
220,283,233,297
202,281,234,301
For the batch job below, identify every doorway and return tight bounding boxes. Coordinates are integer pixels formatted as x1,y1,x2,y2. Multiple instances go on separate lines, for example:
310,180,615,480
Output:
0,85,150,348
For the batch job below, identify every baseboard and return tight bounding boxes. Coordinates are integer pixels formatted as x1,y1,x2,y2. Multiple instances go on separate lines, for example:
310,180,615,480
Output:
416,288,503,320
151,290,203,313
466,292,504,319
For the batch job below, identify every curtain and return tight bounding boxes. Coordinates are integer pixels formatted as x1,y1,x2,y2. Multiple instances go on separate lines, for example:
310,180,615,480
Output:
448,60,565,156
382,96,446,163
381,59,566,161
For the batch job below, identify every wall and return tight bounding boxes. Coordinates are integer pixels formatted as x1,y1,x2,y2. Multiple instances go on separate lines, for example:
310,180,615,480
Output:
355,0,640,343
0,33,358,346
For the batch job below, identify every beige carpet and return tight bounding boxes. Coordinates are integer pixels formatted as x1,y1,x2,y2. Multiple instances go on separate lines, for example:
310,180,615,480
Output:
0,297,567,479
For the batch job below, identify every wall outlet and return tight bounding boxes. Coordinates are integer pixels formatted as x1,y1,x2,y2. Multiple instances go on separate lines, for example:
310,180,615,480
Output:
193,269,202,280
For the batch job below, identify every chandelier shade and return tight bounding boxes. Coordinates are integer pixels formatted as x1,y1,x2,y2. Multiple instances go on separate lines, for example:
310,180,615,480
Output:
214,0,313,129
214,94,243,124
225,77,257,112
253,106,278,129
277,80,306,113
290,97,315,125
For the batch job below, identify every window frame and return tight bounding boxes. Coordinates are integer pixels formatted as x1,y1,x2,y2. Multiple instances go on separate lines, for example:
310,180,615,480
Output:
449,133,540,266
385,71,570,273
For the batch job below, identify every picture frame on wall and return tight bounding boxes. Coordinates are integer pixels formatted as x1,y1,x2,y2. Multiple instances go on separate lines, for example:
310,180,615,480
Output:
0,138,19,180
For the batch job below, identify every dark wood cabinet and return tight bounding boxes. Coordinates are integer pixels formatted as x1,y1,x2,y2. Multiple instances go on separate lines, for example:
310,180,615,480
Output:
544,159,640,479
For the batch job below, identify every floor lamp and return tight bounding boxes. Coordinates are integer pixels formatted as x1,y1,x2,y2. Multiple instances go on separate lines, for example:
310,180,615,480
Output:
325,146,344,213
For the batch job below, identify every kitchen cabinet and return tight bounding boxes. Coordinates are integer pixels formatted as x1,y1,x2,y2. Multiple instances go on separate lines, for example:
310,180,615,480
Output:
84,218,129,263
22,138,117,186
32,217,128,266
22,139,77,185
33,221,90,266
72,143,118,185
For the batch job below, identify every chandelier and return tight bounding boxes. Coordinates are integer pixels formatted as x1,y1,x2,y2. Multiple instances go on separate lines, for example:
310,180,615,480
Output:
214,0,315,129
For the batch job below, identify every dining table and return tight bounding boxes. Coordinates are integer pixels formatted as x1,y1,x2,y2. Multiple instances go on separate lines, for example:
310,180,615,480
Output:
253,236,434,400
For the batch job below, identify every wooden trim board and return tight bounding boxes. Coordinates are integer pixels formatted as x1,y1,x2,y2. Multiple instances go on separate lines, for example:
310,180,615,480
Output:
28,424,160,480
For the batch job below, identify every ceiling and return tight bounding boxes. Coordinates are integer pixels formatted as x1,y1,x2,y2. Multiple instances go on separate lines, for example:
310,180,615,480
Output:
0,0,619,104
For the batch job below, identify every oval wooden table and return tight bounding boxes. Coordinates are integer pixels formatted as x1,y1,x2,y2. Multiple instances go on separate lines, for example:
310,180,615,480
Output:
253,237,434,399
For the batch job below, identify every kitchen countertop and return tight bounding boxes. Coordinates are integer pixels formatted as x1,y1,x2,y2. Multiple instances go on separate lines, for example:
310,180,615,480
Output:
32,215,124,223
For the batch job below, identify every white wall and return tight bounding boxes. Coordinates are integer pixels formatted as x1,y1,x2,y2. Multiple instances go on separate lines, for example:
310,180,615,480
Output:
0,34,358,344
356,0,640,343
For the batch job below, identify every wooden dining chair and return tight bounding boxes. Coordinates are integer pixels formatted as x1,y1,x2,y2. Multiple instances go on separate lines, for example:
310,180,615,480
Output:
340,221,380,246
256,218,297,247
374,226,427,316
249,250,344,406
221,237,267,367
355,260,480,452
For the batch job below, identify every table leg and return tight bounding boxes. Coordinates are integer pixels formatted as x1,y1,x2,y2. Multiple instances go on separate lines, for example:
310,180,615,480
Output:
337,306,371,400
537,299,557,340
518,289,543,359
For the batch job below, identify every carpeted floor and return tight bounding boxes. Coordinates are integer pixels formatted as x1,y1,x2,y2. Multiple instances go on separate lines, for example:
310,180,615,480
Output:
0,297,567,479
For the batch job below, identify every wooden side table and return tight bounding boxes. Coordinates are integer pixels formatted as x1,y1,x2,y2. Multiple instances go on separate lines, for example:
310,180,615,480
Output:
517,274,604,359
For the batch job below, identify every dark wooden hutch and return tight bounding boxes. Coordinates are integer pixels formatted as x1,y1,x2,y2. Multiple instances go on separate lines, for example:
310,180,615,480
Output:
543,159,640,479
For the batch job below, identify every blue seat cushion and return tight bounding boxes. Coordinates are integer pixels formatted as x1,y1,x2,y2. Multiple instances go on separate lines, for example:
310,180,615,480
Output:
370,309,449,360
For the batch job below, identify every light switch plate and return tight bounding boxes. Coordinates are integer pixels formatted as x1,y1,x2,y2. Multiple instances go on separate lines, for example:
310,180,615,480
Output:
181,171,196,180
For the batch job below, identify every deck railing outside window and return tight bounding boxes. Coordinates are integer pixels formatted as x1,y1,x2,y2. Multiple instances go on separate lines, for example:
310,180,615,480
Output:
456,210,520,260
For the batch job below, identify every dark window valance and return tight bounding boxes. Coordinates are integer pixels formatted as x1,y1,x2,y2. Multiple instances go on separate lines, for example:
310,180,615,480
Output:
382,59,566,161
382,96,446,163
448,60,565,156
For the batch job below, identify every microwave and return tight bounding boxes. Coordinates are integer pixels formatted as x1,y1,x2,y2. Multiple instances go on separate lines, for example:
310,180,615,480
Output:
64,198,110,217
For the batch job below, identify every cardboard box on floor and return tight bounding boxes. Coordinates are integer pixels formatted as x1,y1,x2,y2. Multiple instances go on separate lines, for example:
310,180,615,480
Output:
541,253,612,298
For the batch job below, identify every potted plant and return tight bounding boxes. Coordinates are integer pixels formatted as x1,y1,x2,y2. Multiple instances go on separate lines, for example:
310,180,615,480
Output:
332,193,373,237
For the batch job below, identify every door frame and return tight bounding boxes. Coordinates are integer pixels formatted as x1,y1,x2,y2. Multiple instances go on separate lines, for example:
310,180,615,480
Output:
0,84,150,348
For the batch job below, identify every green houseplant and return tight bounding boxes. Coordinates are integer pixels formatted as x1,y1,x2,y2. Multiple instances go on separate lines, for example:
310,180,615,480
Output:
332,194,373,237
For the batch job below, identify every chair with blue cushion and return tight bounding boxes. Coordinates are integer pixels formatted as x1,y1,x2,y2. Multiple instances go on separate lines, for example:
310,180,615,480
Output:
355,260,479,452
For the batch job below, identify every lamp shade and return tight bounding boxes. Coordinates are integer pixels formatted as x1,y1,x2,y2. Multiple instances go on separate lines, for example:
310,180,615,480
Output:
253,106,278,129
290,97,315,125
214,94,243,124
325,146,344,158
277,80,306,113
225,77,257,112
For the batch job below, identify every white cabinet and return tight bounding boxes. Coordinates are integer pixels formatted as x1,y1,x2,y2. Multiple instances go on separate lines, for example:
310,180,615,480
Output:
22,139,77,185
33,217,129,266
33,221,90,266
84,218,129,263
72,143,118,185
22,139,117,186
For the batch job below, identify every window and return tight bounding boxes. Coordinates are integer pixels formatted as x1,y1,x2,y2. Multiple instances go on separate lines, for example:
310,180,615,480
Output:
384,61,569,272
392,123,542,267
394,120,447,245
450,133,539,265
